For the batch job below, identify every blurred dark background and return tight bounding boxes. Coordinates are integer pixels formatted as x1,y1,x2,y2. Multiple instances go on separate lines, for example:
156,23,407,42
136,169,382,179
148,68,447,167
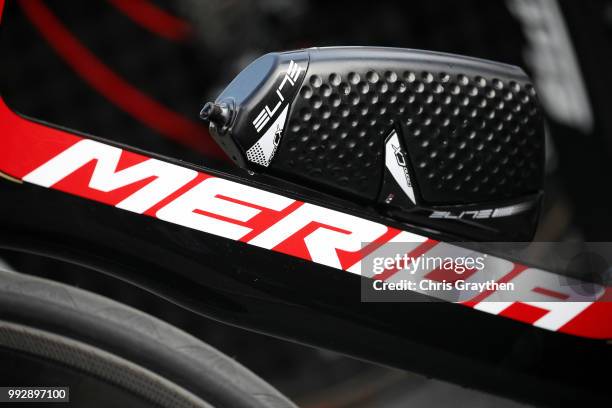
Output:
2,0,612,406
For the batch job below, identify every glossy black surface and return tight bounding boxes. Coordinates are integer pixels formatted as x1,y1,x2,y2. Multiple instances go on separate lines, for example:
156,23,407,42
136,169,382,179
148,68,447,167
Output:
0,176,609,407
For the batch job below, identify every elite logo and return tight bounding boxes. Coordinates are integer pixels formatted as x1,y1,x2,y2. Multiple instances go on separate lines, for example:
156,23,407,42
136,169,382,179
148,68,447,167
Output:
252,60,303,133
246,60,303,166
430,201,533,220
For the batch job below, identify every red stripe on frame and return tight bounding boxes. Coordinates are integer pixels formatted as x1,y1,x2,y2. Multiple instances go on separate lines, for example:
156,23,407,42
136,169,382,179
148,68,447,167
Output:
340,228,403,272
18,0,226,159
146,173,210,216
107,0,191,42
0,98,82,179
532,286,570,300
0,0,5,24
373,239,438,281
50,150,156,207
462,264,528,305
238,201,304,243
498,302,549,325
271,222,351,265
425,264,478,283
559,288,612,339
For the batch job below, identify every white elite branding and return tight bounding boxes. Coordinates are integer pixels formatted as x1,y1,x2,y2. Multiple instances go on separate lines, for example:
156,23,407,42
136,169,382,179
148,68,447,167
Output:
252,60,303,133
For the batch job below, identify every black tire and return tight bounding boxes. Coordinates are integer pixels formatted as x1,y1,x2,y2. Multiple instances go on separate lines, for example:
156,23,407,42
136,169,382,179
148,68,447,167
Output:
0,268,297,408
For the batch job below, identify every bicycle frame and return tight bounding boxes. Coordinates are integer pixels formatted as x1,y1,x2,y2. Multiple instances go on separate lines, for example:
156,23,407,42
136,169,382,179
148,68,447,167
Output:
1,95,611,404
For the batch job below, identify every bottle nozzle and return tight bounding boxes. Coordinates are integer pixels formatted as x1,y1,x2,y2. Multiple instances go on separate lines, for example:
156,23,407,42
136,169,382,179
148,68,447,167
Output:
200,102,231,127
